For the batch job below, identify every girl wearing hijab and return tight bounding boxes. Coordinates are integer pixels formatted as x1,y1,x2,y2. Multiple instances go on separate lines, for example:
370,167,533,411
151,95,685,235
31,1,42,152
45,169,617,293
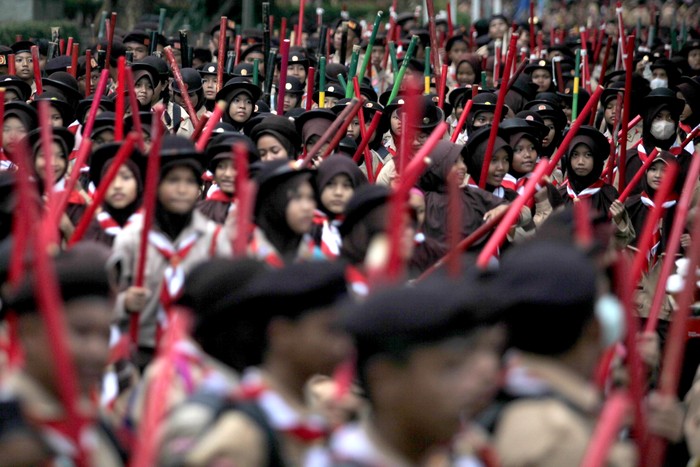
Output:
111,135,232,368
249,114,301,161
464,126,516,201
26,127,89,239
196,133,259,224
455,55,482,87
411,140,530,273
500,118,547,194
623,152,683,272
624,88,686,195
83,143,144,247
216,77,262,133
2,102,37,169
312,154,367,259
249,159,319,266
676,76,700,144
558,126,616,210
556,126,635,245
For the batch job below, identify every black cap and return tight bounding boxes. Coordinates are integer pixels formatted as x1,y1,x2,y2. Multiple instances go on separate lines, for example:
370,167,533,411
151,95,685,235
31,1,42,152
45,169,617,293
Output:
205,132,260,172
341,273,503,357
10,40,36,55
41,72,82,109
45,55,72,75
215,76,262,104
171,67,203,94
492,239,597,355
25,126,75,159
29,92,75,126
3,242,113,316
88,141,145,187
0,75,32,101
157,134,204,177
339,184,390,236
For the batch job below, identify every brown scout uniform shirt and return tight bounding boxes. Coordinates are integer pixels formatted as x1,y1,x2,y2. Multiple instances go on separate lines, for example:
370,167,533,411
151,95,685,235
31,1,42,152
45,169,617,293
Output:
494,353,637,467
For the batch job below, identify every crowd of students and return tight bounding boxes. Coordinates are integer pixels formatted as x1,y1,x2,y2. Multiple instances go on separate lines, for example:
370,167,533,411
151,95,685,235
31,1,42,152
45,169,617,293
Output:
0,3,699,466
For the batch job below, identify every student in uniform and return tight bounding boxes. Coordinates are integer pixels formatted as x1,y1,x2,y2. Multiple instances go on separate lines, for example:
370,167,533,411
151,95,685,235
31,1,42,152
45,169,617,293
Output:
311,154,367,259
248,159,320,267
249,114,302,162
217,76,262,133
110,135,233,370
325,273,506,466
294,109,337,166
26,127,90,238
197,62,229,112
196,133,259,224
82,142,144,247
624,88,686,196
157,261,354,467
169,67,208,130
2,101,37,167
411,139,530,272
489,239,637,467
10,40,38,93
0,242,127,466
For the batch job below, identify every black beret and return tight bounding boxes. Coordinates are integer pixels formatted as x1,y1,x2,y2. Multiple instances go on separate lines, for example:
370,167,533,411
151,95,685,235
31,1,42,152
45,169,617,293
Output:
492,239,598,355
339,184,390,236
341,273,503,355
3,241,114,315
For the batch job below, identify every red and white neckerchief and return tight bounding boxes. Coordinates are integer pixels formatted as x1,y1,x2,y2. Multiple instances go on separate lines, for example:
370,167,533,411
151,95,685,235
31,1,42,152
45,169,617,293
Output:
502,173,540,207
467,180,505,199
206,185,235,203
148,230,200,341
640,191,677,270
239,368,329,443
248,228,317,268
54,177,87,205
563,179,605,200
345,265,369,298
97,210,143,237
312,210,343,258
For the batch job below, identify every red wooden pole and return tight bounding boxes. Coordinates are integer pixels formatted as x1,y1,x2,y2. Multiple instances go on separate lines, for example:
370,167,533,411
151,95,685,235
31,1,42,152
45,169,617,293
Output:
305,66,315,110
233,142,251,256
84,49,92,96
580,392,631,467
646,175,700,466
296,0,306,46
114,57,126,141
217,17,227,92
129,105,165,345
617,35,635,192
124,65,145,152
194,101,225,152
276,39,291,115
69,43,79,78
31,46,42,95
163,46,200,127
478,33,518,188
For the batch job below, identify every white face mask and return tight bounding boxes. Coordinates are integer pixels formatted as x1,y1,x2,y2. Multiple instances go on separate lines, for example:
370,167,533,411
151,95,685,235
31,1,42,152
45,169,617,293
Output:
595,294,625,347
650,78,668,90
650,120,676,140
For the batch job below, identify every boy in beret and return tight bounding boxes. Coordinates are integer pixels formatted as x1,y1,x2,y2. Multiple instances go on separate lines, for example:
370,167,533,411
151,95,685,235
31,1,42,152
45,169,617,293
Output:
0,242,125,466
488,240,637,466
156,261,353,467
323,274,506,466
